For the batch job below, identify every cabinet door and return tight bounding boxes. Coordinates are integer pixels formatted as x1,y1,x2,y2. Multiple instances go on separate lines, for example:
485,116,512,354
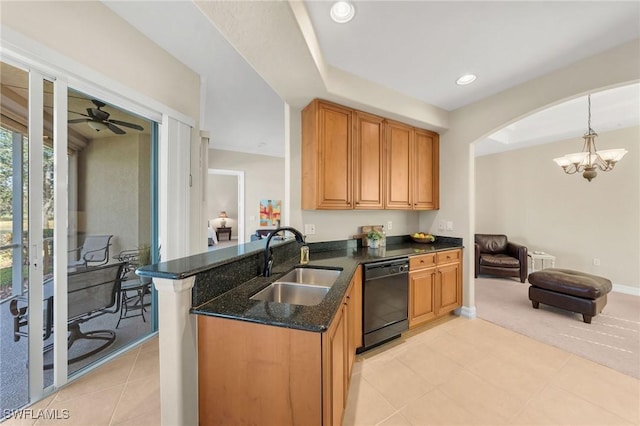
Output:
303,100,353,210
385,120,413,209
323,307,347,426
437,262,462,314
346,266,362,379
413,129,439,210
409,268,437,328
353,112,384,209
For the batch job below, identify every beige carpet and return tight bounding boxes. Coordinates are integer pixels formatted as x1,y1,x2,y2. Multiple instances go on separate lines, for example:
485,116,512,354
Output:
475,277,640,379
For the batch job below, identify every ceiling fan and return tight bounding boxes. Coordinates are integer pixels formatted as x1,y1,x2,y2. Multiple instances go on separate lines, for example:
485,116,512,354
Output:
68,99,144,135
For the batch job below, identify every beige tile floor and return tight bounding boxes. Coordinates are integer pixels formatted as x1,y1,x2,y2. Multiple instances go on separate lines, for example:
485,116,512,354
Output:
5,316,640,425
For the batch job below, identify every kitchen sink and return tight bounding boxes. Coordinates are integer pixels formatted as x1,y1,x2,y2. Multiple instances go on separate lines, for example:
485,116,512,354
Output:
250,282,330,306
250,267,341,306
275,267,341,287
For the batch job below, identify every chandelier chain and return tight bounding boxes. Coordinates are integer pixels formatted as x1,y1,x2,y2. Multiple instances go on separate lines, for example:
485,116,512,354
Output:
587,94,593,135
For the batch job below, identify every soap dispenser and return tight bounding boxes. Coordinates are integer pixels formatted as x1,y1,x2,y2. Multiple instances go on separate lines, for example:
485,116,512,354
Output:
300,245,310,264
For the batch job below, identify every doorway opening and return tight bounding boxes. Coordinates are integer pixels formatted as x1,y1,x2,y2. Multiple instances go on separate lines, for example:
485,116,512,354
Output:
207,169,244,250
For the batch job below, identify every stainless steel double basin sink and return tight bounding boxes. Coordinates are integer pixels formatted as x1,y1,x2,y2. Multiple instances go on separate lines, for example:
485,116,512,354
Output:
250,267,341,306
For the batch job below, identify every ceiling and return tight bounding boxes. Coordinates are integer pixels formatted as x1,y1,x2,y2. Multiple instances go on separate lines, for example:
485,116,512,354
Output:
102,1,640,158
0,62,148,145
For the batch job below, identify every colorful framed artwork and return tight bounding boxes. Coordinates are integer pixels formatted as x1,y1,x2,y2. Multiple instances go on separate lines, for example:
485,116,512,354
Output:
259,199,281,227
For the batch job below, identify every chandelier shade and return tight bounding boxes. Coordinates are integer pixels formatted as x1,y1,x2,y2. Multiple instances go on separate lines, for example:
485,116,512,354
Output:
553,95,627,182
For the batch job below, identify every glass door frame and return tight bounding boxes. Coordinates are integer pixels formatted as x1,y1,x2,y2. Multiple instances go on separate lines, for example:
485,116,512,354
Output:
23,66,71,400
2,51,162,408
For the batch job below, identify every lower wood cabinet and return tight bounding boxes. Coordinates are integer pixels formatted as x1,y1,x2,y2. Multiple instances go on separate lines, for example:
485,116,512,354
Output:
198,266,362,426
409,249,462,328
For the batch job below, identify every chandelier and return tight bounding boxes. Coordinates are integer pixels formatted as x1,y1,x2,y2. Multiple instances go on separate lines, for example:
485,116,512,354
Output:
553,94,627,182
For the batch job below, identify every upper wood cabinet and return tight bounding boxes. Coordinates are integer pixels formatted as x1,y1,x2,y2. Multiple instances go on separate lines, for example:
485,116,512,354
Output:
413,129,440,209
385,120,440,210
385,120,413,209
302,99,353,210
302,98,439,211
353,112,385,209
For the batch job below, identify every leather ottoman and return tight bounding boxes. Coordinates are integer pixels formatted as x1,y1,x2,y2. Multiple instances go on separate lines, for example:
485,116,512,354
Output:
527,268,612,323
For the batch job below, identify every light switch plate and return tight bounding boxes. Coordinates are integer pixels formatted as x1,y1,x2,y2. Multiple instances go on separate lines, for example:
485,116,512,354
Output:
304,224,316,235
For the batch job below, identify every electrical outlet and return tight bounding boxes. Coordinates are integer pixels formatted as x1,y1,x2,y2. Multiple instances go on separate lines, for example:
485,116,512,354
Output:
304,224,316,235
438,221,445,231
249,215,255,221
446,221,453,231
387,221,393,230
593,258,600,266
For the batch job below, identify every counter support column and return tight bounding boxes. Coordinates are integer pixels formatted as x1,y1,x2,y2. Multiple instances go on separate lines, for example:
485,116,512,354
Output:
154,276,198,426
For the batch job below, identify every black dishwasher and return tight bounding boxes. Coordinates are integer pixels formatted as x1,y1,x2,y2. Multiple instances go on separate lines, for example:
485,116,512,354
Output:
359,258,409,352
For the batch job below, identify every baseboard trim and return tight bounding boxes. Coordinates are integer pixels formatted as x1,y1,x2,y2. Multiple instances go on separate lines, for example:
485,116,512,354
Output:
612,284,640,296
456,305,477,319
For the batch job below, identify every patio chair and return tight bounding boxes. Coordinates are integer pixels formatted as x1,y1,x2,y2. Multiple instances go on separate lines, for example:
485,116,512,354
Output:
68,235,113,268
65,262,125,365
9,263,125,369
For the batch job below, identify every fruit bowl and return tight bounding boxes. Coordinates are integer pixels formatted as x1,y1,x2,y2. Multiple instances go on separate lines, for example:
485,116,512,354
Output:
410,233,436,244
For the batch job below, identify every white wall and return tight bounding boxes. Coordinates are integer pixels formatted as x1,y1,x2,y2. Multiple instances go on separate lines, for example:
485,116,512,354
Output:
435,40,640,311
476,127,639,290
208,149,285,241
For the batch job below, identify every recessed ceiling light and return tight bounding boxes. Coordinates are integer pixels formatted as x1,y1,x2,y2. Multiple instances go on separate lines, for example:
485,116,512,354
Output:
456,74,477,86
330,1,355,23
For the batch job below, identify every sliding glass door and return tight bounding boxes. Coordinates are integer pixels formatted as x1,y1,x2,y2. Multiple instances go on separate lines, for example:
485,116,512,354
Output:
0,61,54,413
1,59,159,418
65,88,157,377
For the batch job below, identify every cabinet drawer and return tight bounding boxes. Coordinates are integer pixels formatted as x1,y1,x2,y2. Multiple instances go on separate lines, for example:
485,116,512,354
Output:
436,250,461,264
410,254,436,270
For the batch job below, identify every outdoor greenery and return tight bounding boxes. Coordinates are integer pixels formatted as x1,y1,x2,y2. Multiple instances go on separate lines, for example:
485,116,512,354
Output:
1,125,55,300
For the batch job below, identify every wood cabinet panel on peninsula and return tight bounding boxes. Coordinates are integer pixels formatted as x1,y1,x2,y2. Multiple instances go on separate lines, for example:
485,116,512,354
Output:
302,98,439,210
409,249,462,328
198,266,363,426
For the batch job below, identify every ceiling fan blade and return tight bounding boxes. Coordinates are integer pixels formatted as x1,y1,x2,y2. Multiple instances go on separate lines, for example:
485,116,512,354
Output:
106,122,126,135
107,119,144,131
69,111,92,118
68,118,90,124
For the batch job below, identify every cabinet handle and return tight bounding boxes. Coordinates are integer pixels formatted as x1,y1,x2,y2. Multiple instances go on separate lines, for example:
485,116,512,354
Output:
420,260,425,263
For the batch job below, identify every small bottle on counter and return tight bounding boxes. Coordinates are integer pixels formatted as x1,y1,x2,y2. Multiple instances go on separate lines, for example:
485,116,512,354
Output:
300,245,310,264
380,226,387,247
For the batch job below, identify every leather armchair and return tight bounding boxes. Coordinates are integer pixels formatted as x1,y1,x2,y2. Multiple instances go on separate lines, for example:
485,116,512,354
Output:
475,234,528,283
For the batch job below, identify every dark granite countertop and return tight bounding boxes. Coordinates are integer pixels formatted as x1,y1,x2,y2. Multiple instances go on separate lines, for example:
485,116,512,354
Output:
137,239,275,280
191,237,463,333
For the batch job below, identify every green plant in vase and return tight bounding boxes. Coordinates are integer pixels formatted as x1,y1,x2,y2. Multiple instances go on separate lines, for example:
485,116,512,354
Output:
367,230,384,248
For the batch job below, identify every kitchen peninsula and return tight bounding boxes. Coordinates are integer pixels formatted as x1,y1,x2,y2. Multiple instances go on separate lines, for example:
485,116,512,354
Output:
138,235,463,425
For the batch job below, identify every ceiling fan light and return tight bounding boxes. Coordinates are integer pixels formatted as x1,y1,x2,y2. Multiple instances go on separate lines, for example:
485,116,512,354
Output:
87,121,108,131
330,1,355,23
456,74,477,86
